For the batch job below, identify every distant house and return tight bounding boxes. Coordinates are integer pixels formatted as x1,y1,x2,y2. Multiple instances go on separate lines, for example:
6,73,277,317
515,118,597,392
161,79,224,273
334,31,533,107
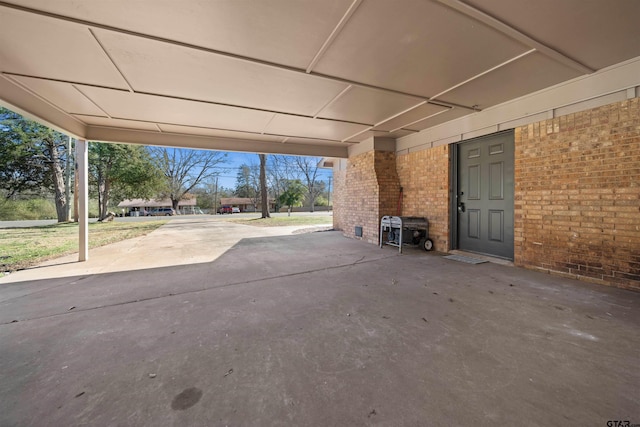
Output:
118,195,197,215
219,197,276,213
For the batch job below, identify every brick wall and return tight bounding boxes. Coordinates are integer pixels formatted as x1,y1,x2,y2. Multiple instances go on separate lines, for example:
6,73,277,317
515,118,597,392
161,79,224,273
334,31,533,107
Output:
515,98,640,290
396,145,451,252
333,151,400,243
333,98,638,291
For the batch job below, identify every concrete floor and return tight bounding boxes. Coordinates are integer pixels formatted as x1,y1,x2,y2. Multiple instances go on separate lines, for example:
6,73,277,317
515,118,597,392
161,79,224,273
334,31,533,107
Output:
0,220,638,426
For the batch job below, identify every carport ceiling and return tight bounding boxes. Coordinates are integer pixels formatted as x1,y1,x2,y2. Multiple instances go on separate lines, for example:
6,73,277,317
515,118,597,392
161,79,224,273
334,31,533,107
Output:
1,0,639,157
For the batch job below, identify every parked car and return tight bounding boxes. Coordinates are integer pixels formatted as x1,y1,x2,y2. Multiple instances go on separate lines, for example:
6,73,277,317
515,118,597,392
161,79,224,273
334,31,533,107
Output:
232,207,241,213
146,207,175,216
218,205,232,214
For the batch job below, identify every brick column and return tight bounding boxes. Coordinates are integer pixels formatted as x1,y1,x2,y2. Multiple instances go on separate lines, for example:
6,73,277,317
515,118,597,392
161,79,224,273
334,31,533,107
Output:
333,140,401,243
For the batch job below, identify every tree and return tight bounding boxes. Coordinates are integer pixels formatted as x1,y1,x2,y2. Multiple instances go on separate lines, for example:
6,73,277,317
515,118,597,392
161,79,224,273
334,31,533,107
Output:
304,180,326,208
234,163,260,209
294,156,322,212
193,181,232,212
0,118,47,198
150,147,226,212
278,180,306,216
267,155,297,212
0,107,71,222
259,154,270,218
89,142,162,220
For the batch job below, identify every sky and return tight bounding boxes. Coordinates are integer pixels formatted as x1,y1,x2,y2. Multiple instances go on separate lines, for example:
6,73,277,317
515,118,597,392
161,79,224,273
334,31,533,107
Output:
214,151,334,190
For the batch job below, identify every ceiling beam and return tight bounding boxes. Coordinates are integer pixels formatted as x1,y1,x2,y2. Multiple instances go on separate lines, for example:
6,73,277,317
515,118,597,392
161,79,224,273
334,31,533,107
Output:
434,0,594,74
85,126,350,158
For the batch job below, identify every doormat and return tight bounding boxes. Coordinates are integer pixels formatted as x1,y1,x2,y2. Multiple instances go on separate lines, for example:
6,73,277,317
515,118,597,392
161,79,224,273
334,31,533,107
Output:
443,254,488,264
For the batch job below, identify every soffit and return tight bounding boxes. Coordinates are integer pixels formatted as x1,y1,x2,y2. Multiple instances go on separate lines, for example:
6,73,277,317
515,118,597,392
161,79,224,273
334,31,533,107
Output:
346,129,416,143
5,0,354,69
312,0,529,97
1,0,639,158
464,0,640,70
92,30,349,117
282,137,353,148
407,108,472,132
437,53,583,110
11,76,106,116
77,86,275,134
316,86,423,126
265,115,369,142
372,104,451,132
0,7,127,88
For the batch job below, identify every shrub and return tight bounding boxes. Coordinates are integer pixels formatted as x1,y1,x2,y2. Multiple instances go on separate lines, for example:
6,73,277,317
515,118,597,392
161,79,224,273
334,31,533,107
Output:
0,198,57,220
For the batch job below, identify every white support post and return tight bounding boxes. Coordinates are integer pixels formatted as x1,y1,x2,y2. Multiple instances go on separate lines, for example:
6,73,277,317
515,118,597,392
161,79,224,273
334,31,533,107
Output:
76,139,89,262
65,136,72,221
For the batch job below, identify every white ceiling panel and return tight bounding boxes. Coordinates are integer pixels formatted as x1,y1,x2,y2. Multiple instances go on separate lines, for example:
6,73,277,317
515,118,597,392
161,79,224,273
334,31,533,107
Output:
284,137,352,147
11,76,106,116
343,130,382,143
386,129,416,140
1,1,639,157
73,115,160,132
313,0,528,97
343,129,415,143
158,125,284,143
78,86,274,134
437,53,582,110
93,30,349,116
266,115,369,141
464,0,640,71
4,0,353,69
405,108,472,132
373,103,450,132
0,7,127,89
317,86,424,126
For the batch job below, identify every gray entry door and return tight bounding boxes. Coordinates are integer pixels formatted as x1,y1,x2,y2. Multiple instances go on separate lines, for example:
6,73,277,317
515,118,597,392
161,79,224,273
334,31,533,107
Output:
457,131,514,259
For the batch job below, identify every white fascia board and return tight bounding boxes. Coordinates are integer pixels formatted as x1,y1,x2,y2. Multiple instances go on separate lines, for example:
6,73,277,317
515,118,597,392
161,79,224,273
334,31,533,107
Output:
86,126,349,158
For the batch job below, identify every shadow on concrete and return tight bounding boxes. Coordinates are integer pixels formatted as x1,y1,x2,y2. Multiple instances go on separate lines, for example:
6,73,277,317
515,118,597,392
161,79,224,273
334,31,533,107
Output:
1,218,335,283
1,231,638,426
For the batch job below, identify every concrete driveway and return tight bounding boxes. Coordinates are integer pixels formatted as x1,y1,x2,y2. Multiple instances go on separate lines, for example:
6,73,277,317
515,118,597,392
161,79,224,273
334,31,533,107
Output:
1,218,638,426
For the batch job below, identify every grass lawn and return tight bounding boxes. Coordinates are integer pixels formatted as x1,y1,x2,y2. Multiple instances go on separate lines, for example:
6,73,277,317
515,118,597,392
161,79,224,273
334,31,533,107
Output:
0,220,167,273
220,214,333,227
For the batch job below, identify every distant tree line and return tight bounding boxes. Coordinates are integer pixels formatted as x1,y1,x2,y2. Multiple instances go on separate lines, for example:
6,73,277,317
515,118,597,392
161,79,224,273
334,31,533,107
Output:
1,107,332,222
222,154,330,214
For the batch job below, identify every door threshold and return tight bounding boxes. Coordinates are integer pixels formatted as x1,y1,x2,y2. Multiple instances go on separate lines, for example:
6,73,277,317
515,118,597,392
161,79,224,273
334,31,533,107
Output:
448,250,514,267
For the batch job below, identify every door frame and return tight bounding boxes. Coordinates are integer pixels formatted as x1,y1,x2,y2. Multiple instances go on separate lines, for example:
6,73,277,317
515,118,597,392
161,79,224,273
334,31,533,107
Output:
449,130,515,258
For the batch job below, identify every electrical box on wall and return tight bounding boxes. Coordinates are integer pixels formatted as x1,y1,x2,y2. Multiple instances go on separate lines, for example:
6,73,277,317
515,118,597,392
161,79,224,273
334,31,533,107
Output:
355,226,363,237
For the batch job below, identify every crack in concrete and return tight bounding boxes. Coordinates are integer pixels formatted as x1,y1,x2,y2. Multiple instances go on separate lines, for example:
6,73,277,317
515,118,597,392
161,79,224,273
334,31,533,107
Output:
0,254,396,326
